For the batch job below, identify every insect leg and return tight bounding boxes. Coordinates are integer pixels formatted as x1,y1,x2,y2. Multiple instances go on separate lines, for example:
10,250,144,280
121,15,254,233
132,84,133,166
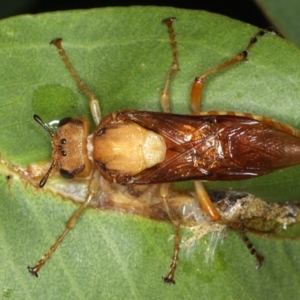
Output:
241,229,264,268
158,18,182,283
28,168,99,277
191,29,274,221
160,17,179,113
162,223,181,284
160,183,181,284
50,38,101,125
194,181,221,221
190,28,272,113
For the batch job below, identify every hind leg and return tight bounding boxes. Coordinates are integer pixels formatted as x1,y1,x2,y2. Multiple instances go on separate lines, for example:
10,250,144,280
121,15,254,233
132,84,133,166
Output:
190,28,274,221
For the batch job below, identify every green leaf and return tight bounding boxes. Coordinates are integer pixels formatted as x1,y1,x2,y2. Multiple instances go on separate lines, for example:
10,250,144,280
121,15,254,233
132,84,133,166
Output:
255,0,300,46
1,7,300,299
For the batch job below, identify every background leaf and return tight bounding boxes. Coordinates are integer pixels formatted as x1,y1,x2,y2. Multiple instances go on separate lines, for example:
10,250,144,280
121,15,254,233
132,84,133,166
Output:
255,0,300,47
1,7,300,299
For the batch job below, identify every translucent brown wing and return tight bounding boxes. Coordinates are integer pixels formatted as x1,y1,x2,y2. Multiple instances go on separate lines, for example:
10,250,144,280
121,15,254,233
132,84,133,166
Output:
97,111,300,184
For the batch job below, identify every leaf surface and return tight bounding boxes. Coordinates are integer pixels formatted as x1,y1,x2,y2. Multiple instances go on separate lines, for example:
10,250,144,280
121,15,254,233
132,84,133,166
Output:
1,7,300,299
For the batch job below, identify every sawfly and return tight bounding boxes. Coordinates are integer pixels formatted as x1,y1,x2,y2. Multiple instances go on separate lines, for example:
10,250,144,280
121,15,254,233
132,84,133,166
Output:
28,17,300,283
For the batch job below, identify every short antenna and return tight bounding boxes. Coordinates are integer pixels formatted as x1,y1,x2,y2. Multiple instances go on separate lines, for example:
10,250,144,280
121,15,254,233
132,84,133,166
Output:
33,114,57,187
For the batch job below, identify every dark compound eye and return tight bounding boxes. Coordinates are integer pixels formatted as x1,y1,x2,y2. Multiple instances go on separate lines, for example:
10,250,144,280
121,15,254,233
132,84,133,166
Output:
59,169,74,179
58,117,72,127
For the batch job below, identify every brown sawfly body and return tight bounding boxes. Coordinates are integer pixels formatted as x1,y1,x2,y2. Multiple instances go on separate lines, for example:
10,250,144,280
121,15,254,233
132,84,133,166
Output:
94,110,300,184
